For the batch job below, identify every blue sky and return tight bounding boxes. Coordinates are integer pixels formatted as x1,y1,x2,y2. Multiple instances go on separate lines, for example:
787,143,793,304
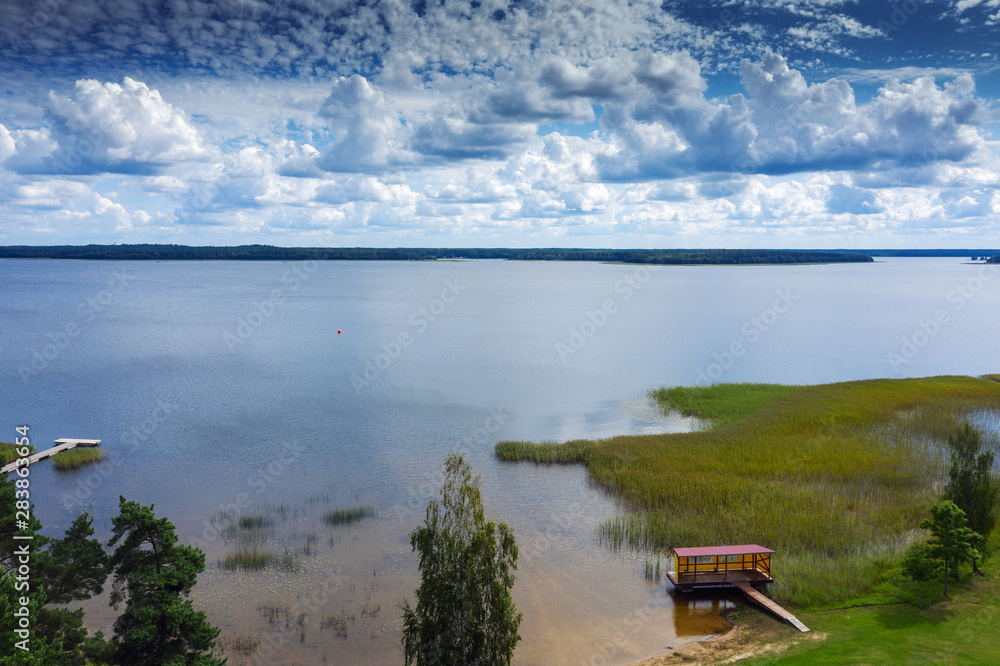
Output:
1,0,999,248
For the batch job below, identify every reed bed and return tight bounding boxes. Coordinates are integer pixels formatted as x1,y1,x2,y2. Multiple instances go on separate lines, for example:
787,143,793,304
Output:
219,547,298,572
0,442,35,466
497,376,1000,608
323,505,376,526
221,513,274,546
51,447,105,470
494,439,593,463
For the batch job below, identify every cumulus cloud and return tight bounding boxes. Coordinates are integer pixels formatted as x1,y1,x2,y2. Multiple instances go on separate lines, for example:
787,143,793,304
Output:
3,0,1000,246
589,52,989,181
28,78,210,175
316,75,415,173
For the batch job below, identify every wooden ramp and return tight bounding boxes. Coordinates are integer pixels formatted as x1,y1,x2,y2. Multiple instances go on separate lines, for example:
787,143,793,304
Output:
1,439,101,475
733,581,809,632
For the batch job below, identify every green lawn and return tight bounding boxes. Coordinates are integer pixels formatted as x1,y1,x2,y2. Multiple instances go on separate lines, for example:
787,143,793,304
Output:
744,550,1000,665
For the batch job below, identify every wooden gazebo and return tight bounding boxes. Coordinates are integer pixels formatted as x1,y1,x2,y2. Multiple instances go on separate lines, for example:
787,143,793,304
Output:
666,544,774,592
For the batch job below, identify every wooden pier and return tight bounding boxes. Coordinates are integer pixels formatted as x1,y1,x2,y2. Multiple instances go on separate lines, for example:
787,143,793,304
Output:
1,438,101,475
733,581,809,632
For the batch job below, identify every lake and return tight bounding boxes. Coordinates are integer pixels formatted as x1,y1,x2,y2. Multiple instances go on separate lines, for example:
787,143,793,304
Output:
1,257,998,664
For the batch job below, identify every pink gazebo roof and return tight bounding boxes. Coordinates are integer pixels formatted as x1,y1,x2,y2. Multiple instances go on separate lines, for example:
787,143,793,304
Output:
674,544,775,557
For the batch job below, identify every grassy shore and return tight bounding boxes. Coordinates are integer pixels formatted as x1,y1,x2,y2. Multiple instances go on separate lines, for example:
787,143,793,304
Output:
0,441,35,466
495,375,1000,608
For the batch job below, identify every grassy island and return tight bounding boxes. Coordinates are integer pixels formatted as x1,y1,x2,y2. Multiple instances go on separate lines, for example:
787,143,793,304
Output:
496,376,1000,609
51,446,106,470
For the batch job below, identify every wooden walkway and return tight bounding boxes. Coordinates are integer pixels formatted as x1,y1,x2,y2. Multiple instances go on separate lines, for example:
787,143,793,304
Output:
733,581,809,632
1,439,101,475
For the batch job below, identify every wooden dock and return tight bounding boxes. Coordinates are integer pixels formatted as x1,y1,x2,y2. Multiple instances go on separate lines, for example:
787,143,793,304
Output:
1,438,101,475
733,581,809,632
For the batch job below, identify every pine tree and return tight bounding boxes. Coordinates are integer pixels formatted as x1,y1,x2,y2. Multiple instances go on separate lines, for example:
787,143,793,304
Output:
402,453,521,666
107,497,224,665
1,479,108,666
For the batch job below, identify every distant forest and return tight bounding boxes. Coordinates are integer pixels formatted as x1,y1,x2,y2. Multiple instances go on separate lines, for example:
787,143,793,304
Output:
0,244,876,264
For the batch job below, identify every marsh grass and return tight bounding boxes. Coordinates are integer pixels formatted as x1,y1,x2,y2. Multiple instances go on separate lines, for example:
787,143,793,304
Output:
649,383,797,428
323,505,376,526
221,513,274,546
222,634,261,656
494,439,592,463
497,376,1000,608
239,514,272,529
219,546,298,572
321,611,355,638
0,441,35,466
257,601,289,625
51,447,105,470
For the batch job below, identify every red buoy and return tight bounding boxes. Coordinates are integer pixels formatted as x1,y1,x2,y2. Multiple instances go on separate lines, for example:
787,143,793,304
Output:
337,329,342,334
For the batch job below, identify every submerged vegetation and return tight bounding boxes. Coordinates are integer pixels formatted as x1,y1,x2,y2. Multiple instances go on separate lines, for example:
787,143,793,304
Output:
496,376,1000,608
323,505,377,526
51,446,106,470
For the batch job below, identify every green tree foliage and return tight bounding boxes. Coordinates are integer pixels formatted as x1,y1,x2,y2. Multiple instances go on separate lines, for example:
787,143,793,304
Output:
107,497,224,666
36,513,109,604
944,423,997,573
402,453,522,666
1,477,107,665
900,542,940,607
919,500,982,597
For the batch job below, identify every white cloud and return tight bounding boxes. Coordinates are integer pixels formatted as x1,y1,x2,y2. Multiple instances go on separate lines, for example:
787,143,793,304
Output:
38,77,210,174
3,1,1000,246
316,75,415,173
0,124,15,163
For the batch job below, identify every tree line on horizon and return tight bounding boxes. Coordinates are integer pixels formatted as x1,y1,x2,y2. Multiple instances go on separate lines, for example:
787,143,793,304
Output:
0,244,875,264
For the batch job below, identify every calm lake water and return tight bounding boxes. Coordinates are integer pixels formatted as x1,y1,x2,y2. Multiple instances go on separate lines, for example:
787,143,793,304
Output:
1,257,998,664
